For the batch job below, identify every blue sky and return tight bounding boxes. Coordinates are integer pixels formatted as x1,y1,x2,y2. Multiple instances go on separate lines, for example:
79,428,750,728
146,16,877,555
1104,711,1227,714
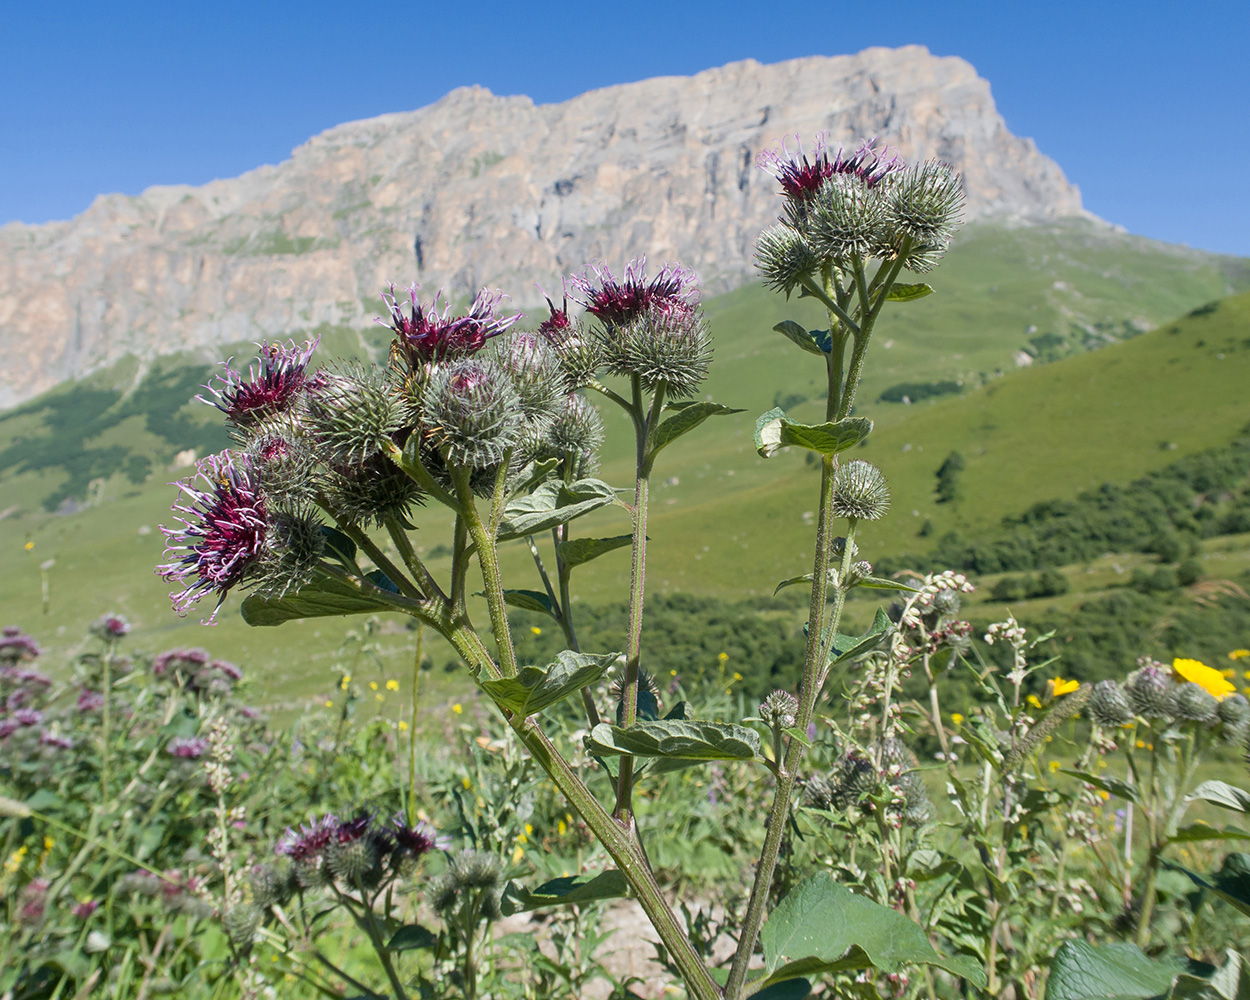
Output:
3,0,1248,255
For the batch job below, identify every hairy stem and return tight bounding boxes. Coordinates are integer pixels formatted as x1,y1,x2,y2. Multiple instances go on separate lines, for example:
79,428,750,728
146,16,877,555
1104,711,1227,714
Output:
453,470,518,678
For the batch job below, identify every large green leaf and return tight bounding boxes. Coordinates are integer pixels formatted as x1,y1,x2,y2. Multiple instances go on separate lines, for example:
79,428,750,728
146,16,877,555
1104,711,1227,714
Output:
1169,950,1250,1000
755,407,787,458
500,870,628,916
780,417,873,457
773,320,831,356
499,589,558,616
557,535,633,568
497,479,620,541
757,873,985,989
585,719,763,763
827,608,893,667
1061,770,1143,806
650,401,744,456
1168,823,1250,844
387,924,436,952
885,283,934,303
479,651,618,717
1188,781,1250,814
1044,940,1181,1000
1166,853,1250,918
241,574,395,627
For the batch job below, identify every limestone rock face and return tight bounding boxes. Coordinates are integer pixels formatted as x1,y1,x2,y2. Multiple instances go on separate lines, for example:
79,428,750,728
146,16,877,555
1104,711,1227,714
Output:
0,46,1084,407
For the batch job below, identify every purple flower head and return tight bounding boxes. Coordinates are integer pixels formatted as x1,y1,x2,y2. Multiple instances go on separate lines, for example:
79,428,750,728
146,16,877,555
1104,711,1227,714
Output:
382,284,520,366
276,814,339,862
335,810,373,844
239,705,262,720
0,627,41,664
167,736,209,759
72,899,99,919
91,614,131,640
13,708,42,726
391,815,446,858
152,648,210,677
212,659,243,682
9,668,52,691
568,257,698,329
757,133,905,201
156,452,268,623
77,689,104,713
199,337,319,427
18,878,49,925
0,720,18,739
40,731,74,750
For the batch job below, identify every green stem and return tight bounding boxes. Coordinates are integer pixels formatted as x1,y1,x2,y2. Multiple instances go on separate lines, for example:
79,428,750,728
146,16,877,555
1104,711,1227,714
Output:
453,470,518,679
387,516,447,604
613,377,663,828
798,274,860,335
319,502,423,601
100,642,113,803
407,624,423,827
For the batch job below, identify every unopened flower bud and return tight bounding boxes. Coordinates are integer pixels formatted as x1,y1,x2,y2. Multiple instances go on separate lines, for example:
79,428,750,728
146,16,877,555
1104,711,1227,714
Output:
1089,680,1133,728
223,903,261,949
421,359,521,470
1125,666,1174,720
1173,682,1218,724
305,365,401,465
754,223,819,296
831,461,891,521
760,690,799,729
843,560,873,586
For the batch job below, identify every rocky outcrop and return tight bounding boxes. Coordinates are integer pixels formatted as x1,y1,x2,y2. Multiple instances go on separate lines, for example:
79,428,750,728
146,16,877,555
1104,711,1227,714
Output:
0,45,1084,407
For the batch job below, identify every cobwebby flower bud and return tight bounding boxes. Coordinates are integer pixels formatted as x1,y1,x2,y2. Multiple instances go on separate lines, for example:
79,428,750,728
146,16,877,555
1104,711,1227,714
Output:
754,223,818,296
304,364,401,466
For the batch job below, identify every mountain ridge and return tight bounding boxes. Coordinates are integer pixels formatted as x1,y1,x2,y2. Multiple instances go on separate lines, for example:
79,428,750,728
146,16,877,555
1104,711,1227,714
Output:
0,45,1092,408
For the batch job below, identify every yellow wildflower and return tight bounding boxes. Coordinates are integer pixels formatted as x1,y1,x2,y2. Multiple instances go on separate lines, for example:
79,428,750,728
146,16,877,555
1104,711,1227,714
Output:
369,681,378,691
386,679,399,691
324,700,333,708
1047,677,1081,698
4,846,27,874
525,823,533,836
512,845,525,864
557,819,568,836
1048,760,1061,773
452,703,463,715
461,776,472,790
24,542,34,551
375,694,383,702
1172,657,1235,700
1027,694,1042,708
1099,790,1110,800
733,672,743,682
398,721,408,731
340,676,350,690
530,626,542,635
1224,669,1237,679
717,652,729,662
1136,740,1146,749
1229,649,1250,660
950,712,964,725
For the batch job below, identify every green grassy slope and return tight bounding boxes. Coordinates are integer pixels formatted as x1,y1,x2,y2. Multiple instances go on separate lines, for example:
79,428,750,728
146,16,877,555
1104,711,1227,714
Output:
1,220,1247,705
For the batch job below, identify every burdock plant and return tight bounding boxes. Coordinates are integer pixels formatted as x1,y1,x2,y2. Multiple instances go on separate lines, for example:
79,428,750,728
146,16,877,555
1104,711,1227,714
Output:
154,132,975,1000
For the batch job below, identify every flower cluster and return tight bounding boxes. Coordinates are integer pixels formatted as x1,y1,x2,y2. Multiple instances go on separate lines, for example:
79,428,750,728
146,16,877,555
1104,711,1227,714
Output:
754,133,964,291
151,648,243,696
806,737,933,829
273,810,443,892
1088,657,1250,741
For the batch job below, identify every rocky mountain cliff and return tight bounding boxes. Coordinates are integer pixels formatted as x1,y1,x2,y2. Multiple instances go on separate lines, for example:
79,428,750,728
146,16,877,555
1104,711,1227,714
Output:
0,45,1085,408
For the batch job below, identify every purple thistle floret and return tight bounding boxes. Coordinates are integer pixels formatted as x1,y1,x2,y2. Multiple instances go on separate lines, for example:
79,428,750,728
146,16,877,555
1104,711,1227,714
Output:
0,627,41,664
40,731,74,750
199,337,319,427
156,452,268,623
391,815,446,857
77,689,104,713
72,899,99,919
8,668,52,691
167,736,209,758
757,133,905,201
13,708,42,726
567,257,699,329
212,659,243,681
92,614,130,639
152,648,210,676
335,811,373,844
276,814,340,861
382,285,520,365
